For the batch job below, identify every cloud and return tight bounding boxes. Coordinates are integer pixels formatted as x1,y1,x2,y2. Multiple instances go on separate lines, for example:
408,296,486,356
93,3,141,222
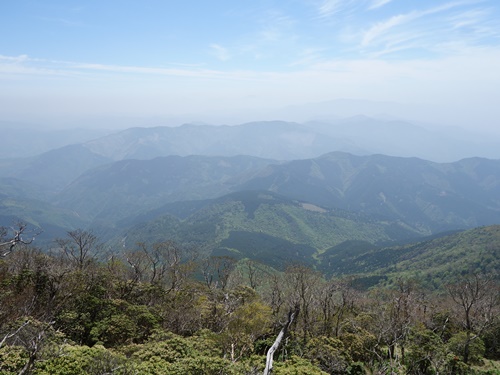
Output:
234,10,299,63
2,46,500,132
361,12,417,47
448,8,491,29
0,54,270,83
0,55,76,78
314,0,362,19
317,0,343,18
0,54,30,63
361,1,484,48
368,0,394,10
209,44,231,61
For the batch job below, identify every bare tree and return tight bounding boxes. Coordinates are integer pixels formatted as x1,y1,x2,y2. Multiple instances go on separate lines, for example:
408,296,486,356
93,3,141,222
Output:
125,241,196,292
245,259,264,290
447,274,500,363
0,320,30,349
318,278,358,337
0,223,39,258
55,229,102,271
0,319,55,375
284,264,322,343
263,305,300,375
201,255,237,290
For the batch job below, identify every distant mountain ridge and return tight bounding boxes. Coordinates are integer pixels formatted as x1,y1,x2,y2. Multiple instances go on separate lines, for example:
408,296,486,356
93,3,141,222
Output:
83,121,360,161
82,118,500,162
0,119,499,252
55,154,276,222
2,118,499,194
238,152,500,233
50,151,500,237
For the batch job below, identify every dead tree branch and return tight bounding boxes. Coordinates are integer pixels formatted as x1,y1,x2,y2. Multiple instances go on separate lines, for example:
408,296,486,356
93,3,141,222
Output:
0,223,40,258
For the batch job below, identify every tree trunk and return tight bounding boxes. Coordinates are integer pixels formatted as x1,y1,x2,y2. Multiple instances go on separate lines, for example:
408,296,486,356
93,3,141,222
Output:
263,307,299,375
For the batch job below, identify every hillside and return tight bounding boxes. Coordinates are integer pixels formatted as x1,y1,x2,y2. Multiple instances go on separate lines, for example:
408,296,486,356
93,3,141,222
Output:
0,197,86,243
1,149,499,247
0,144,113,192
238,152,500,233
2,119,499,194
49,152,500,235
112,190,424,267
55,155,277,223
324,225,500,288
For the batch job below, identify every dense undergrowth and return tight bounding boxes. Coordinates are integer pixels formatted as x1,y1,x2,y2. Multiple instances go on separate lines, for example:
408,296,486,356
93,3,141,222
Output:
1,230,499,374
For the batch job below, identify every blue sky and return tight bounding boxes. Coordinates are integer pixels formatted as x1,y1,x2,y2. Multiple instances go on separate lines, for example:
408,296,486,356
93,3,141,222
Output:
1,0,500,130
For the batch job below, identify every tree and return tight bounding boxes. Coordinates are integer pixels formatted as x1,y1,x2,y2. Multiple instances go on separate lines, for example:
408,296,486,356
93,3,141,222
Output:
264,306,299,375
405,325,449,375
0,319,56,375
221,299,272,362
55,229,102,271
201,255,237,290
284,264,322,342
0,223,39,258
317,278,358,337
446,274,500,363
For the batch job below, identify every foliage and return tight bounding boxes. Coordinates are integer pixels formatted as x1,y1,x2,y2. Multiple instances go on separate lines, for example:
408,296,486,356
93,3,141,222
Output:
449,332,486,364
35,344,134,375
405,325,450,375
305,336,351,374
0,345,28,374
0,231,499,374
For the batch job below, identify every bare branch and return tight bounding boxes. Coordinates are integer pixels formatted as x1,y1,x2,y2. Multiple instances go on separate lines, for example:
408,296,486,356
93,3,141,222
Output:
0,223,41,258
0,320,30,349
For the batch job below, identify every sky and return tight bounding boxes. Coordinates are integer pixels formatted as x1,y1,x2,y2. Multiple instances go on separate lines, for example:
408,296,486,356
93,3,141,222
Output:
1,0,500,131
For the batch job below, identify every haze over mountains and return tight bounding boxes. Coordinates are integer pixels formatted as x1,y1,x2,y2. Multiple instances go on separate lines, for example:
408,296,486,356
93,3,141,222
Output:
4,3,500,371
1,112,499,270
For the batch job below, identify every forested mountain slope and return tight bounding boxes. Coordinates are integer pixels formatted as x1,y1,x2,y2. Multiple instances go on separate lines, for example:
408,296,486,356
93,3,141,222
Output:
111,190,424,266
0,144,112,191
55,155,277,222
324,225,500,288
1,149,499,245
238,152,500,233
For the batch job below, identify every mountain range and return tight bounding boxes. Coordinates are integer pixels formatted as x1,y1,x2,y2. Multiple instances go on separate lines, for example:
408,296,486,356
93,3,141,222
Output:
2,117,500,193
0,118,499,280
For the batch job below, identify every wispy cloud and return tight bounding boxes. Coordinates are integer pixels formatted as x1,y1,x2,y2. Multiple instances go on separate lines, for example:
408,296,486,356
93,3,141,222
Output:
0,55,76,78
361,1,483,48
317,0,343,18
448,8,490,29
361,12,417,47
209,44,231,61
0,54,30,63
368,0,394,10
237,10,298,62
289,48,327,66
0,54,271,82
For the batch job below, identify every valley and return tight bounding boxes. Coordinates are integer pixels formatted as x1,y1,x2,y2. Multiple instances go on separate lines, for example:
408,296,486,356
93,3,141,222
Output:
1,119,499,375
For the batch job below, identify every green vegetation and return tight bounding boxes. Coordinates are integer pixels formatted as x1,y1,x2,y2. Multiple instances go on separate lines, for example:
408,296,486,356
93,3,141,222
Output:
329,225,500,290
116,190,423,259
1,225,499,374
